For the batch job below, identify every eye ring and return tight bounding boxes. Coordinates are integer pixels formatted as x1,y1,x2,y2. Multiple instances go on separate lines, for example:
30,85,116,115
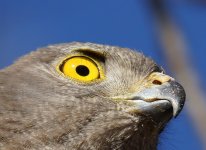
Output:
57,55,104,83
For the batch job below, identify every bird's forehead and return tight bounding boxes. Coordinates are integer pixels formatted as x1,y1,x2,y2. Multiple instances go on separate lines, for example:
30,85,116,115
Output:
49,42,139,57
48,42,155,66
49,42,115,53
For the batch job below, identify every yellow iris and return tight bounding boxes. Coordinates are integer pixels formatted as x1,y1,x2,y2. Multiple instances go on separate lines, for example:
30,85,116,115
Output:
60,56,102,82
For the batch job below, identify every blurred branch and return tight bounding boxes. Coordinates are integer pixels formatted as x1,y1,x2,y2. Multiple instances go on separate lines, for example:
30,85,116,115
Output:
151,0,206,148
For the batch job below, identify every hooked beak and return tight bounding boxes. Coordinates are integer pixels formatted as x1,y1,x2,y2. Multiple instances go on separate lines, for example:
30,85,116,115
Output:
113,72,186,118
130,79,186,117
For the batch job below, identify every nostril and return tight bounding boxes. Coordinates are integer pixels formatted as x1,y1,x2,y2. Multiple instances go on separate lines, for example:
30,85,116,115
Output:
152,80,162,85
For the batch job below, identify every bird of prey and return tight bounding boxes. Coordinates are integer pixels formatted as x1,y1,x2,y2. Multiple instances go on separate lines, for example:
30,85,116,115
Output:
0,42,185,150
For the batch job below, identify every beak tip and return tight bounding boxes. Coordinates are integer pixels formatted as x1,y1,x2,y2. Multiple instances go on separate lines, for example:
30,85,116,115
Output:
172,104,179,117
165,80,186,118
173,102,185,118
172,99,185,118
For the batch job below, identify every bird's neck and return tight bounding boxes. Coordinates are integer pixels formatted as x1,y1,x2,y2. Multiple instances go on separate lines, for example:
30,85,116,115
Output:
121,118,160,150
78,114,163,150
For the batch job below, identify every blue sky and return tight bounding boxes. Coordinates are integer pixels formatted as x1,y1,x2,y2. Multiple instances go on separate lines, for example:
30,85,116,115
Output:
0,1,205,149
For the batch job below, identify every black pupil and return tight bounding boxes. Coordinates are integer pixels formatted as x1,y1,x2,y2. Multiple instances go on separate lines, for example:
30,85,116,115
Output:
76,65,90,76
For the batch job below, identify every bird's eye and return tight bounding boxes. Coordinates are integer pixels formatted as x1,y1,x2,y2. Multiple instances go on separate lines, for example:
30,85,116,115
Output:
59,56,104,82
